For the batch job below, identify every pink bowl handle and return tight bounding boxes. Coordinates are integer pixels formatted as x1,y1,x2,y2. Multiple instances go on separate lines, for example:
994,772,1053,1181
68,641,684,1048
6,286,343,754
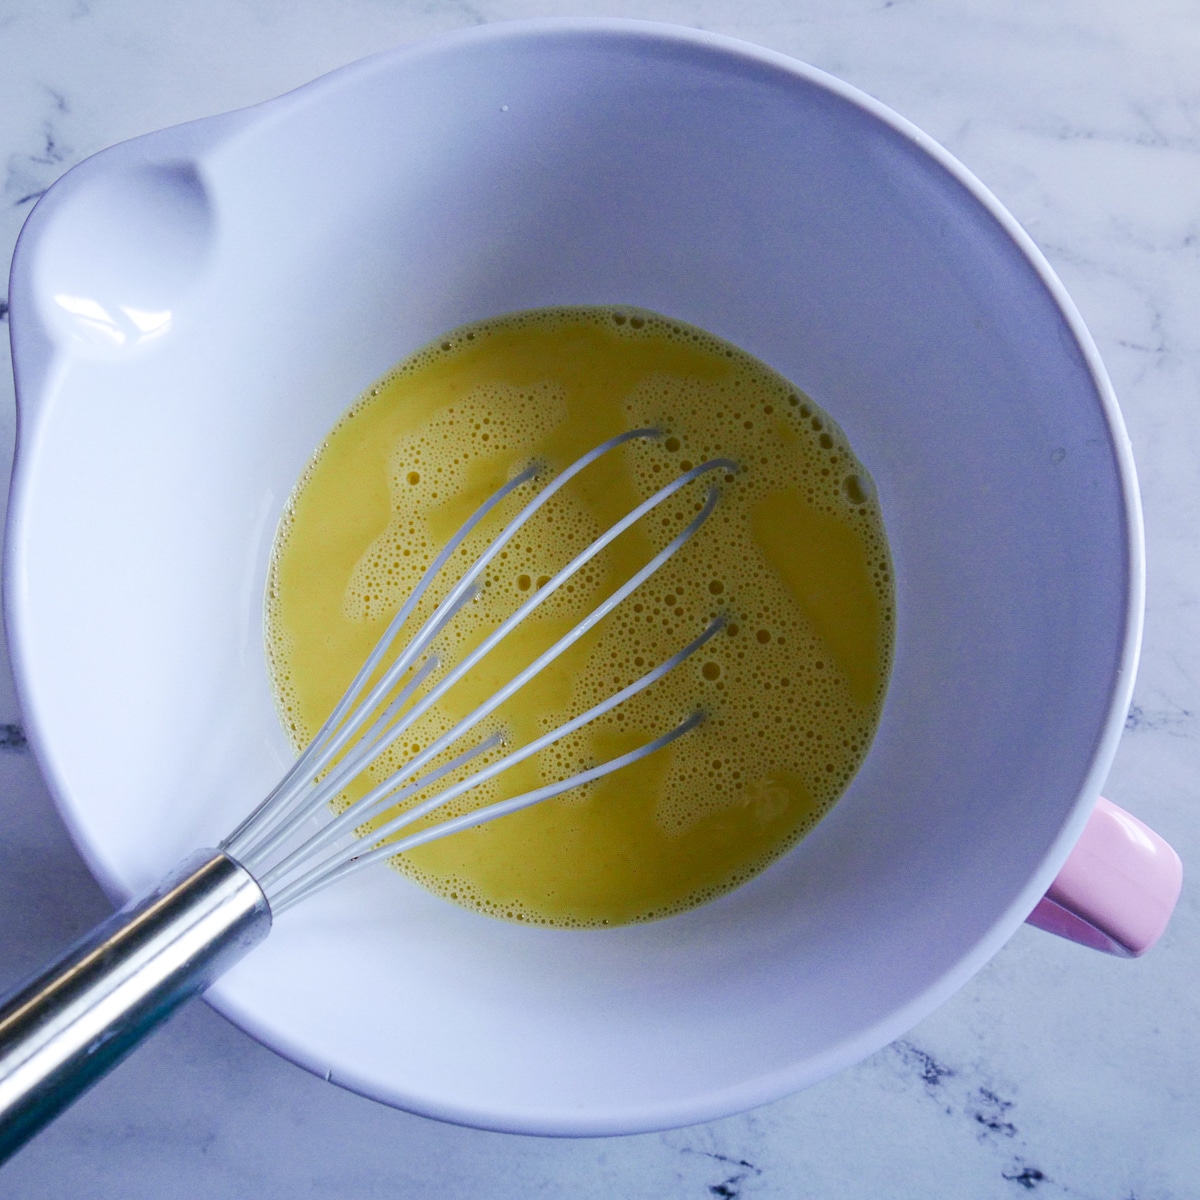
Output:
1026,796,1183,957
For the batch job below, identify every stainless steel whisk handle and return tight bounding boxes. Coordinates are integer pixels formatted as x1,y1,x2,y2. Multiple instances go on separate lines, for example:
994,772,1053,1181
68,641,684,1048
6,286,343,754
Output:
0,851,270,1164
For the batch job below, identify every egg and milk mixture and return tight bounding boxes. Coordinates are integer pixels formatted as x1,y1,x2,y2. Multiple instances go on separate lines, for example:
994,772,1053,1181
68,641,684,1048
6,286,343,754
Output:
266,307,893,926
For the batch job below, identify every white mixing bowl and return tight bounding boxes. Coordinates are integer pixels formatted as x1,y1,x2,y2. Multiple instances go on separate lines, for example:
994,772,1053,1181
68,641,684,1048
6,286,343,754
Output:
4,20,1141,1134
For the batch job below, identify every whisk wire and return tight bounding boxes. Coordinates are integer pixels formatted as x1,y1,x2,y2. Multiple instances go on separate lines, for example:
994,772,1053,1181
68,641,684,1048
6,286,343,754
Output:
243,452,735,877
234,432,738,909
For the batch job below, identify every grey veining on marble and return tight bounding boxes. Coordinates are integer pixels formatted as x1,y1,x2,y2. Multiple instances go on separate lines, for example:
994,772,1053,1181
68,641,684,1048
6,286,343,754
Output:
1,1,1197,1196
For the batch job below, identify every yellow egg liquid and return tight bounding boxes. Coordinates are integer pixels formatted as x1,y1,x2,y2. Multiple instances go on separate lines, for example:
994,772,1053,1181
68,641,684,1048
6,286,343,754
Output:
266,307,893,926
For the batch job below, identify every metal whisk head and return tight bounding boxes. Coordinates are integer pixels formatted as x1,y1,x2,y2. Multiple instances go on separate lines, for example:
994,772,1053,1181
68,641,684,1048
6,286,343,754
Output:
223,429,737,912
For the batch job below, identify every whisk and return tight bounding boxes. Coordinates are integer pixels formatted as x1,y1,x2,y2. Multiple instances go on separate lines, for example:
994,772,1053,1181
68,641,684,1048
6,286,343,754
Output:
0,428,736,1161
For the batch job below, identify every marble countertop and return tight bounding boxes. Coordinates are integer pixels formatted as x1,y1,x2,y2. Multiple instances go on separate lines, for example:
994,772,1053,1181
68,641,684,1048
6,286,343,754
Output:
1,1,1197,1196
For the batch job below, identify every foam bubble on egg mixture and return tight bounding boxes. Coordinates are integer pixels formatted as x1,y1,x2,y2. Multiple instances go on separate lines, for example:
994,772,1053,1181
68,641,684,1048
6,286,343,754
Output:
266,306,894,927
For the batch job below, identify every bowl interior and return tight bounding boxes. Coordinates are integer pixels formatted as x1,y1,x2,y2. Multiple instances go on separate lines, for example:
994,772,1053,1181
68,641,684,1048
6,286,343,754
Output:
5,22,1135,1133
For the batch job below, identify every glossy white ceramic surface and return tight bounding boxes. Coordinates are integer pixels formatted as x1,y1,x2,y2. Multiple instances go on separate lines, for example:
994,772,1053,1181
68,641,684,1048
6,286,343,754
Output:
4,21,1141,1135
